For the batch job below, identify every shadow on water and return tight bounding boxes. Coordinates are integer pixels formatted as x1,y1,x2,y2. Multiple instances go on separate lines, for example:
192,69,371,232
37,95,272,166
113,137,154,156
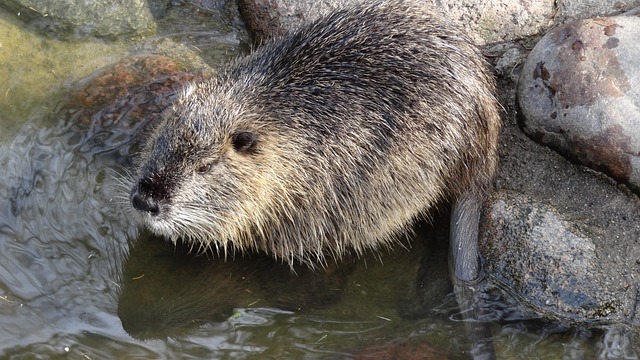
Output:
117,233,356,341
112,221,465,359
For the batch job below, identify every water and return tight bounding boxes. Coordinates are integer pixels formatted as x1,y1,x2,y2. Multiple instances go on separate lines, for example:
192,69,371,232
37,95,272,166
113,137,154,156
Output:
0,3,636,359
0,80,468,357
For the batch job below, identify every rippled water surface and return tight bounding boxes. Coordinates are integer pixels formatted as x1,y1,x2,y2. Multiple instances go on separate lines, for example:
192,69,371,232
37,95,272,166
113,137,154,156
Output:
0,4,633,359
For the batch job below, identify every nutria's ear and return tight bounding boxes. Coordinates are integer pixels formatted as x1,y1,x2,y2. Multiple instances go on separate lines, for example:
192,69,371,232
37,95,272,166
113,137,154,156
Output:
231,130,259,154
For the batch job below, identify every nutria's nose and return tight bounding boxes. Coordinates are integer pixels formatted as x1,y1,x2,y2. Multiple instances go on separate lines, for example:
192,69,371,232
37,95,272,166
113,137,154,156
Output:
131,191,160,216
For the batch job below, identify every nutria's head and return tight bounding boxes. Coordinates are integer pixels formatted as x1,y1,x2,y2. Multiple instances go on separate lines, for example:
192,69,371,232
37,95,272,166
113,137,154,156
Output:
129,82,299,255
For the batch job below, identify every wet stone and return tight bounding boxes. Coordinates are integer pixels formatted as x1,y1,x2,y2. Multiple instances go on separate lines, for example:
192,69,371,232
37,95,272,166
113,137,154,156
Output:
480,190,640,326
517,15,640,194
65,55,209,160
0,0,157,39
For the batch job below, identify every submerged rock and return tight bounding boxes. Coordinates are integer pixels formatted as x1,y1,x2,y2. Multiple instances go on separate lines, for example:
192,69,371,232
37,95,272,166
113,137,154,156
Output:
66,55,208,160
1,0,157,39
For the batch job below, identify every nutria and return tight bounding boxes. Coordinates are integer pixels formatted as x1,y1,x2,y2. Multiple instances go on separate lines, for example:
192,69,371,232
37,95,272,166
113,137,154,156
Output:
128,0,501,281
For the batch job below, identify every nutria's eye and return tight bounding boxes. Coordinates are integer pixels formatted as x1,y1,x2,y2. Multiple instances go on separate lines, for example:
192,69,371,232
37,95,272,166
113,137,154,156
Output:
196,164,212,174
231,130,259,154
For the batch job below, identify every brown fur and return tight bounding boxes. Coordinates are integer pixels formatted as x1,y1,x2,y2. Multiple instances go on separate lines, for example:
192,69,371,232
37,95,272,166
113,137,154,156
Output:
128,0,501,266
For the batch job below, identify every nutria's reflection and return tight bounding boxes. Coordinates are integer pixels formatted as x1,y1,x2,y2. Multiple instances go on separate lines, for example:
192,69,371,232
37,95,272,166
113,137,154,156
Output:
117,232,355,340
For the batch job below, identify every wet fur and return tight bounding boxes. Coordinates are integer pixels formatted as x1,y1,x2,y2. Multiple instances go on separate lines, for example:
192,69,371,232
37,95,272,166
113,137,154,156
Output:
129,0,501,266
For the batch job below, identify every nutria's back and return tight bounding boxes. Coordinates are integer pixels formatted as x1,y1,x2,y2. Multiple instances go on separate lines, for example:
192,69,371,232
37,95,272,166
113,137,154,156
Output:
129,0,501,266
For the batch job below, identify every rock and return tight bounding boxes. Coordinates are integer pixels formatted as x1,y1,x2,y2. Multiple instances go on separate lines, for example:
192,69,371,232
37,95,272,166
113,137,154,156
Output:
436,0,555,44
479,18,640,351
1,0,156,39
480,88,640,327
442,0,639,44
238,0,356,43
481,190,638,324
491,44,531,83
480,187,640,357
517,15,640,194
237,0,640,45
67,55,209,158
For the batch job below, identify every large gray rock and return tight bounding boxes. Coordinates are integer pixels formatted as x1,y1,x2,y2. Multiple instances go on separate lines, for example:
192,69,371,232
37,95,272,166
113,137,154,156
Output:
237,0,640,45
442,0,640,43
238,0,554,44
517,15,640,194
436,0,555,44
1,0,157,39
481,190,640,324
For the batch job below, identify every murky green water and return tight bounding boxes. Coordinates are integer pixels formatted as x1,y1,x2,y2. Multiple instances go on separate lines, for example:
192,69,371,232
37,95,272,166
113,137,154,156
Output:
0,3,635,359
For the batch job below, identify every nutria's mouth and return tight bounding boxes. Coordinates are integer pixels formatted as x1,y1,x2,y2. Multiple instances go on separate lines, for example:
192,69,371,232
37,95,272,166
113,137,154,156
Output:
137,211,176,238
